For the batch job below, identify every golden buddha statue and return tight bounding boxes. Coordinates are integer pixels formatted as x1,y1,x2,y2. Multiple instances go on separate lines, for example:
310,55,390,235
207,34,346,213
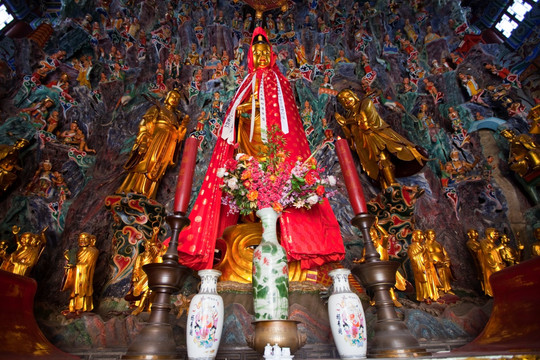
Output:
466,229,485,292
1,226,47,277
532,228,540,257
498,234,522,267
479,228,506,297
354,219,407,307
61,233,99,315
500,129,540,178
335,88,427,189
0,138,29,195
424,229,454,295
125,227,167,315
116,89,190,199
408,230,440,303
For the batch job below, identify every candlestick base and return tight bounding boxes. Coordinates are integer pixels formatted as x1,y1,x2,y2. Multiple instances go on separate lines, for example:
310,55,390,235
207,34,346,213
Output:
122,213,192,360
350,213,429,358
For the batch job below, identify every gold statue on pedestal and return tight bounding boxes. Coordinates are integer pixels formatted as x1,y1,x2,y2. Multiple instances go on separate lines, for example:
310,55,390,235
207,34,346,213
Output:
498,234,522,267
424,229,454,295
117,89,190,199
0,139,29,195
0,226,47,276
466,229,485,292
500,129,540,178
479,228,506,297
125,227,167,315
355,219,406,307
61,233,99,316
408,230,440,303
335,89,427,189
0,240,8,267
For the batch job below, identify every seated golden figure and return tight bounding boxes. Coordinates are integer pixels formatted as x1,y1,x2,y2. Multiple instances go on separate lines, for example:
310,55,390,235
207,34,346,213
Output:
61,233,99,315
117,89,190,199
425,229,454,295
1,226,47,277
335,88,427,189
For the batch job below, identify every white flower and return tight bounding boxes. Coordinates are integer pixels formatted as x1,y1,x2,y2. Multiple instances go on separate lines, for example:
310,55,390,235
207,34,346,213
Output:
326,175,337,186
226,177,239,190
293,200,305,208
235,152,246,160
307,195,319,205
217,168,227,178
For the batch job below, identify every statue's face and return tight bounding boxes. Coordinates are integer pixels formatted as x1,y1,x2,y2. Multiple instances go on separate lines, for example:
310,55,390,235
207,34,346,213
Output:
467,229,478,240
412,230,423,243
79,234,90,247
252,43,271,69
337,90,358,110
166,91,180,107
426,230,435,241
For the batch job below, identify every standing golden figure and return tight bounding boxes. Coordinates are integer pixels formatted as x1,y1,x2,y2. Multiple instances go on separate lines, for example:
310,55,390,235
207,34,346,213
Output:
61,233,99,315
125,227,167,315
500,129,540,178
355,219,407,307
498,234,522,267
335,89,427,189
0,226,47,277
424,229,454,295
479,228,506,297
117,89,190,199
466,229,485,292
408,230,440,303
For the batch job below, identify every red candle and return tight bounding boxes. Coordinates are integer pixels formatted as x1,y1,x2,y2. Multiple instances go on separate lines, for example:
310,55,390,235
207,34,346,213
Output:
335,138,368,214
173,136,198,213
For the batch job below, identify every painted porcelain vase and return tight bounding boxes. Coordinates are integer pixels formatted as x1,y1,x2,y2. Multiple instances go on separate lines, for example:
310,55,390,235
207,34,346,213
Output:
328,268,367,359
186,269,224,360
252,207,289,320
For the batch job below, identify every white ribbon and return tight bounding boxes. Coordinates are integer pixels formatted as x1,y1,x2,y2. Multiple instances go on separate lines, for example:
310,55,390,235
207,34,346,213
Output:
259,74,267,142
221,74,255,144
275,72,289,134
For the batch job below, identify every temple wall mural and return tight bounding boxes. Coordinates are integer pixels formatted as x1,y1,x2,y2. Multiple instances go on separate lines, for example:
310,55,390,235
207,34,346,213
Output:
0,0,539,357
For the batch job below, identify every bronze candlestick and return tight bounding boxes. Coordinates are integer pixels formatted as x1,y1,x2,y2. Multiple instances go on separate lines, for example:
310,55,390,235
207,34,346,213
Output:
122,212,192,360
350,213,429,358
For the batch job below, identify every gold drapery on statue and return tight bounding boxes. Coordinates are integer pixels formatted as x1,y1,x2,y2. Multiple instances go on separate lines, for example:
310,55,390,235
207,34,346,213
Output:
117,90,189,199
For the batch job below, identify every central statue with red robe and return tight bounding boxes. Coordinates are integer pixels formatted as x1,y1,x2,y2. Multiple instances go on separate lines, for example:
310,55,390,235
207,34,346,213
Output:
178,28,344,272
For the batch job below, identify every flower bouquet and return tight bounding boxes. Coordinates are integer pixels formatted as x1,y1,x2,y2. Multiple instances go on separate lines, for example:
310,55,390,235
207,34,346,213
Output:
217,126,336,215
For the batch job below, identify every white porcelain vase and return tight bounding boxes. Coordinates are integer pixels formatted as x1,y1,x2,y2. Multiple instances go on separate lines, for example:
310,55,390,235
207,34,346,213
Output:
186,269,224,360
328,268,367,359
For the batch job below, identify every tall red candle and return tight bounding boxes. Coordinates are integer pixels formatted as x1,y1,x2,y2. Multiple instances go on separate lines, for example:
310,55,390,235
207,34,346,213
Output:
335,138,368,214
173,136,198,213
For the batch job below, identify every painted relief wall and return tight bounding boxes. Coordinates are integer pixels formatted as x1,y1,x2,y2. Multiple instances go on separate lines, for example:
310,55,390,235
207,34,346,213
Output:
0,0,539,351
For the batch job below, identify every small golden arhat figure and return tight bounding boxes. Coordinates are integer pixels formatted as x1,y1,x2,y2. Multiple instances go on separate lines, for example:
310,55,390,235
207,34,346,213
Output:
61,233,99,316
335,88,428,189
0,138,29,195
424,229,454,295
125,227,167,315
355,218,407,307
479,228,506,297
466,229,485,292
117,89,190,199
408,229,440,304
0,225,47,277
498,233,523,267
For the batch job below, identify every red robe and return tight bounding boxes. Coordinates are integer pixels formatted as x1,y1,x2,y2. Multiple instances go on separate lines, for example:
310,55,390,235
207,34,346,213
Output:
177,28,344,270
